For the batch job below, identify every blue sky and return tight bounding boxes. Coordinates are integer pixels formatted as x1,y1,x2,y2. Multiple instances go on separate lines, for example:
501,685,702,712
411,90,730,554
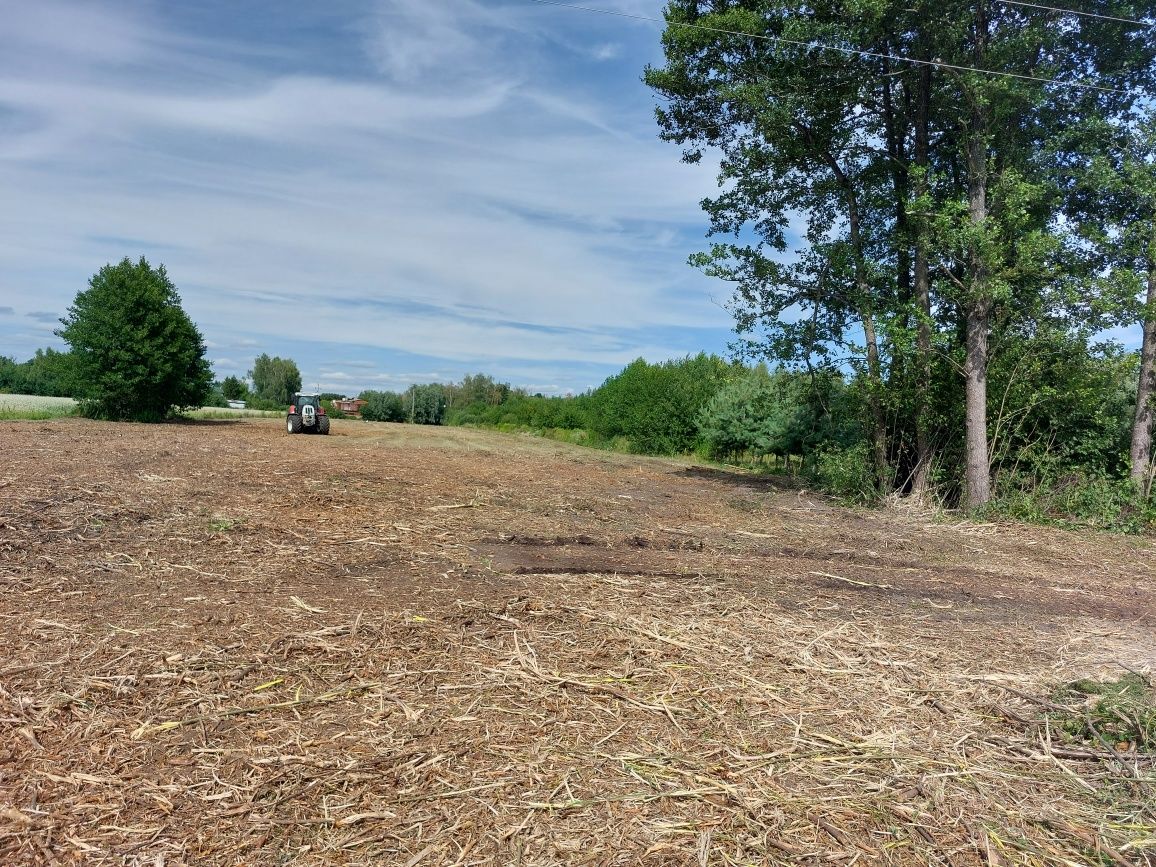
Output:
0,0,734,396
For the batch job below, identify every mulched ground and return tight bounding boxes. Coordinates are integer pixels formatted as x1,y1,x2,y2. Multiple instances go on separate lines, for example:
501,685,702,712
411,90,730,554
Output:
2,417,1154,866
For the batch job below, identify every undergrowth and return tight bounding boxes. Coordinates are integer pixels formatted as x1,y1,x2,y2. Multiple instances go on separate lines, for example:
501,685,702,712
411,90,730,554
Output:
983,471,1156,535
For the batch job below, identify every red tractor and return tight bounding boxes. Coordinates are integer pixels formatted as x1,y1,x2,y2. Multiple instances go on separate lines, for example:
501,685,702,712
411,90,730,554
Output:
286,393,330,435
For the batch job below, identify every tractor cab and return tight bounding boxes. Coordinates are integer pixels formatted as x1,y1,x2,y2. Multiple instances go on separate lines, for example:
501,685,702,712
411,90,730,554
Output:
292,393,321,412
286,393,330,435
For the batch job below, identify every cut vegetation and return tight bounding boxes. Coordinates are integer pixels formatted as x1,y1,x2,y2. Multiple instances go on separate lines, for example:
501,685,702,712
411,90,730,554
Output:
1,418,1154,865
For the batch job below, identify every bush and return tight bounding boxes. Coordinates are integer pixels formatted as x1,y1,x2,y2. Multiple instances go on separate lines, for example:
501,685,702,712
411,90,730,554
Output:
320,399,346,419
985,470,1156,534
57,257,212,421
245,396,285,412
203,386,230,408
812,443,879,504
697,367,810,462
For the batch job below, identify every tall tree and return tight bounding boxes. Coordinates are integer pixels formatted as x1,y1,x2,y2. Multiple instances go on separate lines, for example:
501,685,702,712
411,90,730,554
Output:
57,257,211,421
221,375,248,401
647,0,1156,506
249,354,302,405
646,0,896,488
1062,117,1156,489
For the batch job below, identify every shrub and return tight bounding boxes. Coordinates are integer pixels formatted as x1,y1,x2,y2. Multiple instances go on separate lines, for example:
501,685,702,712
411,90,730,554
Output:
697,367,810,462
812,443,879,504
986,470,1156,534
321,399,346,419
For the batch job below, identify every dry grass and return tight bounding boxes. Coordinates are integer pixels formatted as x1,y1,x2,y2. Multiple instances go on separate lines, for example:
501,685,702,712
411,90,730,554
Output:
1,418,1154,865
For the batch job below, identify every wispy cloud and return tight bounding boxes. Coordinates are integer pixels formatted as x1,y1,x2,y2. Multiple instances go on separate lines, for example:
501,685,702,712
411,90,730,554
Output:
0,0,730,392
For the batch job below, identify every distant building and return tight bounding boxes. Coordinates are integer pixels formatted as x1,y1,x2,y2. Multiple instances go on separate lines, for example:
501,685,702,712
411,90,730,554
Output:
333,397,367,417
227,400,247,410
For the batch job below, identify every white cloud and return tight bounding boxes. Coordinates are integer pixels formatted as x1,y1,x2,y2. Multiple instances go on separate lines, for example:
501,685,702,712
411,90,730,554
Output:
591,43,622,61
0,0,732,392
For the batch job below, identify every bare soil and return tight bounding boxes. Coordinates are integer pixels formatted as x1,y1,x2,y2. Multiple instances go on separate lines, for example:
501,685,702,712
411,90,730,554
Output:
2,418,1154,865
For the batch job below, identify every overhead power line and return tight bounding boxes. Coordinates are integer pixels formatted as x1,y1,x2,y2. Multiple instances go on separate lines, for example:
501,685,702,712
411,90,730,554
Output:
999,0,1155,27
525,0,1132,95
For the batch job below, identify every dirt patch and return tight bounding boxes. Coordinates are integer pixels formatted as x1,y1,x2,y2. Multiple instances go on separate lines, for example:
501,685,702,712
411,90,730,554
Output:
1,418,1154,865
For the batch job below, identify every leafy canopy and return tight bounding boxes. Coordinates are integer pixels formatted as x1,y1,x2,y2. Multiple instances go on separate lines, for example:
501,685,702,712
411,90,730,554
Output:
57,257,212,421
249,354,302,405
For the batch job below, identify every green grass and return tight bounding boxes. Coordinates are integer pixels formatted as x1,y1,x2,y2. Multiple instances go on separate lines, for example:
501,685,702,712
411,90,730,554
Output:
0,394,78,420
1050,674,1155,751
208,514,243,532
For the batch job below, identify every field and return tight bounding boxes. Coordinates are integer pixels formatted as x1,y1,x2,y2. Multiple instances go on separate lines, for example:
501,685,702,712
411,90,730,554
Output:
2,418,1154,866
0,395,76,420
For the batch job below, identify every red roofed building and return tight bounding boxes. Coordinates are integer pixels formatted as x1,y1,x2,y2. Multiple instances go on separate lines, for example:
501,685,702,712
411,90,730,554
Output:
333,397,367,418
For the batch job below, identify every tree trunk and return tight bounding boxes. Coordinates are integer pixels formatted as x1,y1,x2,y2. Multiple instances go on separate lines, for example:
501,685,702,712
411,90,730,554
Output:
862,312,891,491
1130,257,1156,488
963,2,992,509
963,125,992,508
910,61,935,502
964,297,992,506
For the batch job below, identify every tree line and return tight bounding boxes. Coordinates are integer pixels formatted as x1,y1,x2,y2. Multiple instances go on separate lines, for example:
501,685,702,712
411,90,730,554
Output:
376,350,1151,531
643,0,1156,509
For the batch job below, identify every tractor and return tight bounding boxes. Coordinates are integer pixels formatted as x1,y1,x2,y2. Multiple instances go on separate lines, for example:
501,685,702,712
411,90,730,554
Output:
286,393,330,435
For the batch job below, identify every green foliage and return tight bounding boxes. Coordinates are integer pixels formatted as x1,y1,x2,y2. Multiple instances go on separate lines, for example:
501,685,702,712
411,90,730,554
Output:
204,385,230,408
985,471,1156,535
248,354,301,405
696,367,857,462
448,392,588,431
644,0,1156,510
812,443,880,505
221,375,248,401
406,384,446,425
0,349,77,397
244,396,286,412
1050,675,1155,752
57,257,212,421
320,399,345,419
587,354,734,455
448,373,510,410
360,390,406,422
987,334,1135,479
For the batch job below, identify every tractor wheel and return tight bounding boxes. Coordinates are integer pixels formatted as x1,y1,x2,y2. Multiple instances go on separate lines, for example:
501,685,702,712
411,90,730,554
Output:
318,416,330,435
287,414,302,434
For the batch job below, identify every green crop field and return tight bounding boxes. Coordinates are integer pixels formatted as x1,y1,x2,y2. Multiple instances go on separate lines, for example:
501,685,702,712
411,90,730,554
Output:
0,394,78,420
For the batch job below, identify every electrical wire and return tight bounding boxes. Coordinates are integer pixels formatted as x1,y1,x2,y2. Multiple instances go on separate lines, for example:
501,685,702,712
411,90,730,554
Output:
998,0,1155,27
525,0,1134,94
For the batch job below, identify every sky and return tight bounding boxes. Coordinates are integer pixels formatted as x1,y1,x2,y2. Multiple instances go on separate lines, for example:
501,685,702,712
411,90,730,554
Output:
0,0,733,396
